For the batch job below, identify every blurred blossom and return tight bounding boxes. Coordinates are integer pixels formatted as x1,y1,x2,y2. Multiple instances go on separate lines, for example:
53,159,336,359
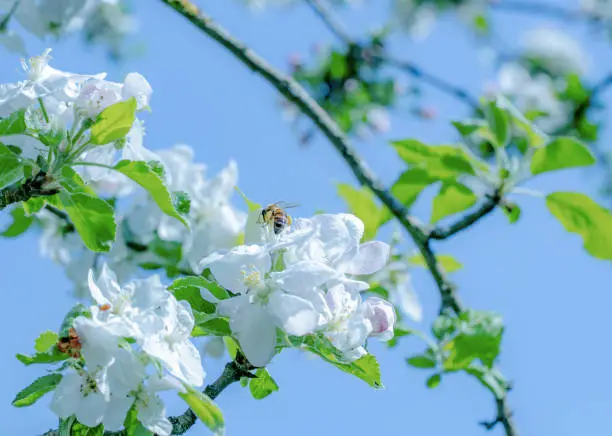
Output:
523,27,589,76
581,0,612,20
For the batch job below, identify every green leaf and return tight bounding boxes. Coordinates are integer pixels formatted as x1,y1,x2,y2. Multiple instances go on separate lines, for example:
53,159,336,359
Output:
224,337,239,360
192,318,231,337
337,183,384,240
484,101,509,148
90,98,137,145
431,182,477,223
16,347,68,366
114,160,188,227
407,354,436,369
70,423,104,436
171,286,215,315
0,109,27,136
531,137,595,175
178,385,224,435
21,197,46,215
1,206,34,237
496,95,547,148
149,237,182,266
59,166,96,196
35,330,58,353
249,368,279,400
452,119,484,138
443,310,503,370
426,373,442,389
59,192,116,252
123,405,153,435
329,51,347,79
392,139,477,177
170,276,230,301
59,304,90,338
432,315,456,340
0,143,23,189
502,202,521,224
546,192,612,260
303,335,382,388
408,253,463,273
12,373,62,407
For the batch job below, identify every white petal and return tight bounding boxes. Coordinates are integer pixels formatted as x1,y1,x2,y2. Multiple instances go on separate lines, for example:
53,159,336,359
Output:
76,391,107,427
271,261,337,292
138,393,172,436
50,371,81,419
394,278,422,322
267,292,318,336
342,241,390,275
73,316,119,368
362,297,396,341
174,341,205,387
122,72,152,110
107,349,145,395
104,394,134,431
209,245,270,294
231,302,276,367
128,275,166,309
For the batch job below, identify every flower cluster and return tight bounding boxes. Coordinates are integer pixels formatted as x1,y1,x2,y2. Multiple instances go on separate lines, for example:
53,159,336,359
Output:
36,143,245,297
201,208,396,366
51,265,204,435
0,1,135,57
0,48,156,177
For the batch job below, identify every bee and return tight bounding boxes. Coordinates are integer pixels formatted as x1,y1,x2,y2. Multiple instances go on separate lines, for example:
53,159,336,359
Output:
259,202,298,234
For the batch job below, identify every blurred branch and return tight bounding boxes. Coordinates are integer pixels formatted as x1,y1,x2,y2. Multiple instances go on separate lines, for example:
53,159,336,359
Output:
489,0,596,23
303,0,479,111
304,0,352,44
159,1,517,435
383,56,480,110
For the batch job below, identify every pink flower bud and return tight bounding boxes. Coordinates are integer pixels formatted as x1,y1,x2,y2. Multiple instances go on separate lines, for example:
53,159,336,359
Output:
363,297,396,341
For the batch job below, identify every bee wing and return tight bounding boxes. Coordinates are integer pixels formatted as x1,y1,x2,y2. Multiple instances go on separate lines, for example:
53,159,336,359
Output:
273,201,300,210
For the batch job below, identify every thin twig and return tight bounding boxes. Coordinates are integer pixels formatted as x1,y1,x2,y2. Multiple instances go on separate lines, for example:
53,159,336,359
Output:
429,191,501,240
384,56,480,110
302,0,479,110
304,0,352,44
158,2,516,435
489,0,597,23
0,171,59,210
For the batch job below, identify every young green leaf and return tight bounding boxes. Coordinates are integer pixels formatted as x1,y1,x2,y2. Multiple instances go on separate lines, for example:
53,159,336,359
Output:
426,373,442,389
21,197,46,215
431,182,477,223
502,202,521,224
178,385,224,435
530,137,595,175
484,100,509,148
303,335,382,388
0,109,27,136
0,143,23,189
249,368,279,400
391,139,477,177
1,206,34,237
192,318,231,337
337,183,384,240
90,98,137,145
113,160,188,227
443,311,503,370
59,192,116,252
406,354,437,369
546,192,612,260
12,373,62,407
35,330,58,353
123,405,154,435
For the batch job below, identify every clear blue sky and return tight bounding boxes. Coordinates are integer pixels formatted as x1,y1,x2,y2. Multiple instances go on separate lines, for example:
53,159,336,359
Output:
1,0,611,434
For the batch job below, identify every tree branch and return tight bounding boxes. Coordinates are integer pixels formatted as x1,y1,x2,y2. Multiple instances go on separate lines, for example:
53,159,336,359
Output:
429,190,501,240
158,2,517,435
167,357,255,435
0,171,60,210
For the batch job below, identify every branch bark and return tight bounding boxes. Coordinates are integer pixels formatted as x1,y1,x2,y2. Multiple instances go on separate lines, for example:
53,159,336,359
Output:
0,171,59,210
158,2,517,435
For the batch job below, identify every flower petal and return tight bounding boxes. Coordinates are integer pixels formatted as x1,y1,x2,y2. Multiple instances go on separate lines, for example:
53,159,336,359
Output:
267,292,318,336
271,261,337,292
342,241,390,275
208,245,271,294
231,302,276,367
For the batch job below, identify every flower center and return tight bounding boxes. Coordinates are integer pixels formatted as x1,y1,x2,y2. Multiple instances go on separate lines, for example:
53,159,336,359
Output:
241,265,262,289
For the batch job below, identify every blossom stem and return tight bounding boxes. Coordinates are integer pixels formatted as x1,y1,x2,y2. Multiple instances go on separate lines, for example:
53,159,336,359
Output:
158,2,517,435
38,98,50,124
168,358,255,435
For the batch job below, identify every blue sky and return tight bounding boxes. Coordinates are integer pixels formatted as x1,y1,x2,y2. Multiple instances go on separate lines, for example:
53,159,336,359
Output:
1,0,612,434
